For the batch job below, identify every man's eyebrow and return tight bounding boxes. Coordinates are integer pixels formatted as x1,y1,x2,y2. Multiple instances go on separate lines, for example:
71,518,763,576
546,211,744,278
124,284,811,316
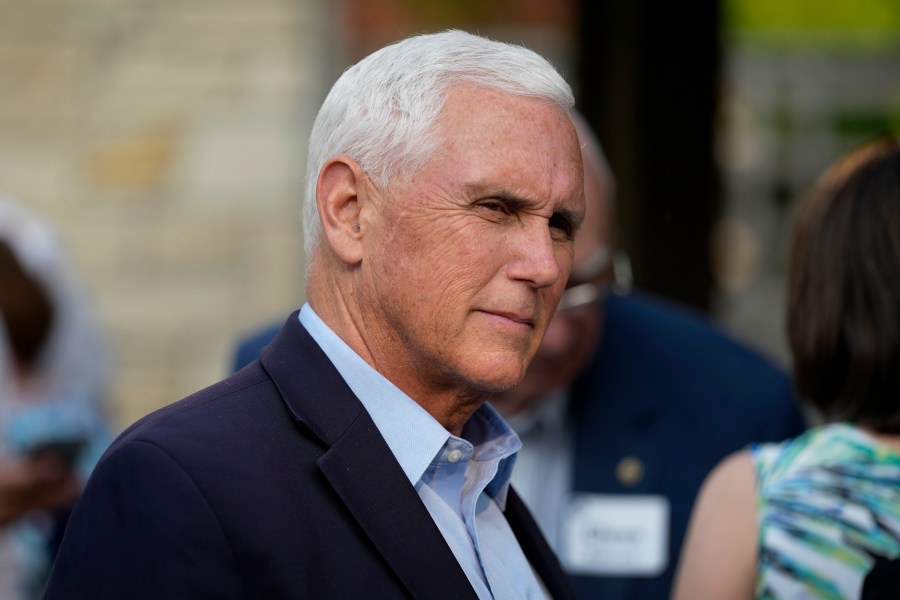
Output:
482,191,582,218
476,191,584,232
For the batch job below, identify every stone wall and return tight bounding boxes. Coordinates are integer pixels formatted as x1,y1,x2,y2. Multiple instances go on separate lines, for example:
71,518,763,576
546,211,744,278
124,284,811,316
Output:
0,1,332,427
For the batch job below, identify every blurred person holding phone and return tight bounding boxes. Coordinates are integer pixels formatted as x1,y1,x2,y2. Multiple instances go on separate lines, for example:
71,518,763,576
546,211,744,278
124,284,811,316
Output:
0,197,112,599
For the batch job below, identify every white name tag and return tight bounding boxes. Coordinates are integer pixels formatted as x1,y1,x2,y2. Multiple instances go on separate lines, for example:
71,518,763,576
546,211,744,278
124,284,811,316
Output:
561,494,669,576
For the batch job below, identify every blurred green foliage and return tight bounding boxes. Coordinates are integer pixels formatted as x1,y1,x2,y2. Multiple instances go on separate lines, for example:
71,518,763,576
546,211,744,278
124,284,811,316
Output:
727,0,900,31
725,0,900,49
829,107,900,147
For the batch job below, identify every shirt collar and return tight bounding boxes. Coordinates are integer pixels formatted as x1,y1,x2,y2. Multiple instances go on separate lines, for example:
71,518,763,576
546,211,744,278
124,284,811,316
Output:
299,303,522,503
463,401,522,506
299,304,448,485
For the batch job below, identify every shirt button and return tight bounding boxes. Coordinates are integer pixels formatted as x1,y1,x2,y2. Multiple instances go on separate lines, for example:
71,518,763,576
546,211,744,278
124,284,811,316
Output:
447,449,464,463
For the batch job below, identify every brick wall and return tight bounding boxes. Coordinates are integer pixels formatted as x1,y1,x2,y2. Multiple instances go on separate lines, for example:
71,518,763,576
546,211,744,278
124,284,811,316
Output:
0,0,332,427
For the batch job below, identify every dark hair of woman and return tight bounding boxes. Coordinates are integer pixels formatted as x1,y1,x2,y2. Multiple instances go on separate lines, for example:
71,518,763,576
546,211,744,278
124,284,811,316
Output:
0,239,55,372
786,136,900,432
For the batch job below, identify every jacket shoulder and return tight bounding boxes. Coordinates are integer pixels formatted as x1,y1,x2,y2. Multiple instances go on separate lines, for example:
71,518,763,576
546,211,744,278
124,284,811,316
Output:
603,292,790,389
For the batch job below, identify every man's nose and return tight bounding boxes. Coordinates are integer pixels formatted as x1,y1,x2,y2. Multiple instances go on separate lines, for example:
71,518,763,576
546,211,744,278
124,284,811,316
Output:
507,223,562,288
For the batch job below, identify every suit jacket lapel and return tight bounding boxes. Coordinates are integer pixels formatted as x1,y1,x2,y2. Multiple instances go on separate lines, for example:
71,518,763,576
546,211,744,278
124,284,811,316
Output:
320,415,478,599
261,313,477,600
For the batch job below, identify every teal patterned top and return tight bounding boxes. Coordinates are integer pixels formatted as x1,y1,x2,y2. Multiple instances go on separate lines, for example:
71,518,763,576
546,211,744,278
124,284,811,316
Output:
751,423,900,599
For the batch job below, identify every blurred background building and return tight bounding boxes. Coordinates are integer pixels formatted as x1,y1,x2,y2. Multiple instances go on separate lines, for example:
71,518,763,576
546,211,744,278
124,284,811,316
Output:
0,0,896,428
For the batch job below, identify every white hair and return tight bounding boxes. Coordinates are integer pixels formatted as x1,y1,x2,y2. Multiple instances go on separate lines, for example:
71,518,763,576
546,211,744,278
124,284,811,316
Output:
302,29,575,259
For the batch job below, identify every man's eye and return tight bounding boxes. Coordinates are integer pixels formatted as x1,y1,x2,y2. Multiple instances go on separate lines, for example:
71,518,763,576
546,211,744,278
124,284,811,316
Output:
549,214,575,239
480,200,508,213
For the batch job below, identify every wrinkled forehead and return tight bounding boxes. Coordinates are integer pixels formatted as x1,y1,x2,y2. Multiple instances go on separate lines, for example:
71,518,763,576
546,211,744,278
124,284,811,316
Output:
432,85,583,190
435,84,576,147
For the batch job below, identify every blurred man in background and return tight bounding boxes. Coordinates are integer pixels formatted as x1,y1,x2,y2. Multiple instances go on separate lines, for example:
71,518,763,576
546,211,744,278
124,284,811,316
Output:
233,112,807,600
491,114,807,599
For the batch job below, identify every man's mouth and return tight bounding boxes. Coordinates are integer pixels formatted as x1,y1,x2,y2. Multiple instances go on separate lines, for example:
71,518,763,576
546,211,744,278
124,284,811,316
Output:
480,310,535,327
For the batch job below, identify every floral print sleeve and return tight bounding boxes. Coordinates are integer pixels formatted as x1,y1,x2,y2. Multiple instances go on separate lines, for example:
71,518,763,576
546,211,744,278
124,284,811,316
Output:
752,424,900,599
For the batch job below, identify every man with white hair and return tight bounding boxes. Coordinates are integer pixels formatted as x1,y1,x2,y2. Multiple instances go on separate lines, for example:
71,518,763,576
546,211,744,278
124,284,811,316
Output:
45,31,583,599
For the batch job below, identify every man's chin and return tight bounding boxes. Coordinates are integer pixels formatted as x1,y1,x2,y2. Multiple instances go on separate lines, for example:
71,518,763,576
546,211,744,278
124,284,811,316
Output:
457,351,530,394
472,374,523,395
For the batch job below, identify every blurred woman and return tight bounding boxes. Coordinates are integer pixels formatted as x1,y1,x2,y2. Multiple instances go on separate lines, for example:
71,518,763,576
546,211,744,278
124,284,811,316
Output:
0,197,113,599
673,137,900,599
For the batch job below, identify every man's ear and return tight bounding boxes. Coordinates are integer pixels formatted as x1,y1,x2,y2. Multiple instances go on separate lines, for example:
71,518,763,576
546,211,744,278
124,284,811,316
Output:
316,155,368,266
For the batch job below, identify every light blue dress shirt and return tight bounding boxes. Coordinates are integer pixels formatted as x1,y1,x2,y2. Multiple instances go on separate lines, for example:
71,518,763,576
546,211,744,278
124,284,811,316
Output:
299,304,549,599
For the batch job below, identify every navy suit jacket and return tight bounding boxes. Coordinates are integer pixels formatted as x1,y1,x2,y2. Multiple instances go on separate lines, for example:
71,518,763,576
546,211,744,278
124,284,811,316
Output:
45,314,573,599
229,294,806,600
565,292,805,599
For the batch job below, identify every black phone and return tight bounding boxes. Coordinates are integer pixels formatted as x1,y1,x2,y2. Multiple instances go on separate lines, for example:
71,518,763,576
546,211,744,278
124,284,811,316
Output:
26,439,87,469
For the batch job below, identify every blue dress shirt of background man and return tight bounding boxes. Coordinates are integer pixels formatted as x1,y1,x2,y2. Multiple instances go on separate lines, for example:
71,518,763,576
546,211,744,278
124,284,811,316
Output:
44,30,588,599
